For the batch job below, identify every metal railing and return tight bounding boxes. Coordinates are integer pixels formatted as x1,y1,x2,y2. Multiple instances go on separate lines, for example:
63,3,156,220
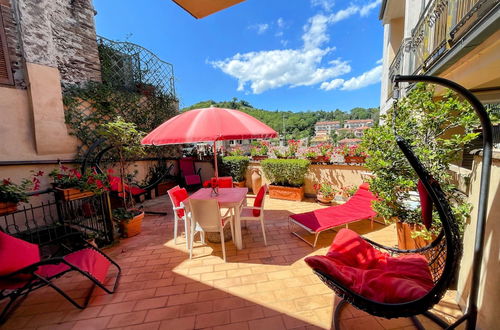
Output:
0,190,115,247
401,0,499,75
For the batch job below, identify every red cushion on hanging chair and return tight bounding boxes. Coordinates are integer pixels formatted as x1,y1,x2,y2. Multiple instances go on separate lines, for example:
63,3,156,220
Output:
418,179,433,229
305,229,434,303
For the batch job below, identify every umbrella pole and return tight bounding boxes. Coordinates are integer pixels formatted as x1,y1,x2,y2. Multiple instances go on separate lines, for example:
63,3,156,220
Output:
213,142,218,178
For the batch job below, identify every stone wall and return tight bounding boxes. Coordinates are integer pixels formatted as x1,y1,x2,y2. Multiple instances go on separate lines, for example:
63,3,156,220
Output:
1,0,101,87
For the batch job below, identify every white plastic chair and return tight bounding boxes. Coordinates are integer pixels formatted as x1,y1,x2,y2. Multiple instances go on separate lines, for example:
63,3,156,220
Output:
239,184,268,245
167,185,204,248
188,198,234,261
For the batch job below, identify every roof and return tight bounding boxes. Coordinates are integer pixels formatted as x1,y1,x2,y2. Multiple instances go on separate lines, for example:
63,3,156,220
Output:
345,119,373,123
379,0,387,20
339,138,362,143
315,121,340,125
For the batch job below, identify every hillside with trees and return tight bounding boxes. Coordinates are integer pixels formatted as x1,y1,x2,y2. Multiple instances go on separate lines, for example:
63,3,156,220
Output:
182,98,379,140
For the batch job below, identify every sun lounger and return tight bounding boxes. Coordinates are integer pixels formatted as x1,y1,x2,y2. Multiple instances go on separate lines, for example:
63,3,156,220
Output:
288,183,378,247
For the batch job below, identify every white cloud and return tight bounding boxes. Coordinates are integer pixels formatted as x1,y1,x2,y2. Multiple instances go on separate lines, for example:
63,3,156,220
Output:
320,78,344,91
341,64,382,90
311,0,335,12
320,61,382,91
212,1,381,94
249,23,269,34
277,17,285,28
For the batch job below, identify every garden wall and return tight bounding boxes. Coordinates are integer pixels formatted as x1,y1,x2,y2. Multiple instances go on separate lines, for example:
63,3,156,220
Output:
457,151,500,330
245,161,370,196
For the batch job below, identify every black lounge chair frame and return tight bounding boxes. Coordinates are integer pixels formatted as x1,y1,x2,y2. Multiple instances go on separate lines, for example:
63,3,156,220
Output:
0,231,121,323
311,75,492,330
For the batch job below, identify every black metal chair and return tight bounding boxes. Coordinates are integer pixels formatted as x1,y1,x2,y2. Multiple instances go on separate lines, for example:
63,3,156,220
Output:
307,75,493,330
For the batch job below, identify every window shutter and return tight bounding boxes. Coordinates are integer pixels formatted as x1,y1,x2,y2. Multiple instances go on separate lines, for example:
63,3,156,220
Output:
0,9,13,85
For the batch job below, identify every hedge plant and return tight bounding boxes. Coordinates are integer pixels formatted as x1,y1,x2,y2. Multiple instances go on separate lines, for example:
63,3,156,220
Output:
261,159,310,187
361,83,478,238
221,156,250,182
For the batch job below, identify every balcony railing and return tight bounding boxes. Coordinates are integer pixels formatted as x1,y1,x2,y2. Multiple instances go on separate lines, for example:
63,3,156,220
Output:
406,0,498,74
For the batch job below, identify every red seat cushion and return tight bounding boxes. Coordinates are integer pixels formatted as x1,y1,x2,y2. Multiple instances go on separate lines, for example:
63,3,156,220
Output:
37,248,111,285
216,177,233,188
0,231,40,276
184,174,201,186
253,185,266,216
305,229,433,304
171,188,188,218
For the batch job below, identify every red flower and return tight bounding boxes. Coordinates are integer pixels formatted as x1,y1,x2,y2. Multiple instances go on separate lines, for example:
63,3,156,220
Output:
60,165,68,171
203,180,211,188
2,178,11,185
107,168,114,175
35,171,44,177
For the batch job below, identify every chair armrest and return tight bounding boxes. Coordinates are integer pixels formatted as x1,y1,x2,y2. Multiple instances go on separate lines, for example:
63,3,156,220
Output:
173,206,184,211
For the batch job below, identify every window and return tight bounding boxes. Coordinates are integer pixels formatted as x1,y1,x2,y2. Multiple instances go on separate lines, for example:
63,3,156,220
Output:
0,9,13,85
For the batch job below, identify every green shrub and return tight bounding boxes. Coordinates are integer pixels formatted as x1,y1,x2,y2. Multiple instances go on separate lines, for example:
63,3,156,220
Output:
221,156,250,182
261,159,310,187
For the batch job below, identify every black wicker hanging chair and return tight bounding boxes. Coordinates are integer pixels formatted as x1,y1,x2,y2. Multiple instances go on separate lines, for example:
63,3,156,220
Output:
306,75,493,330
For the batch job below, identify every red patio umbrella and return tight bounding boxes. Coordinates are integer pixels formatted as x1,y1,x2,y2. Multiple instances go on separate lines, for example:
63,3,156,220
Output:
141,106,277,176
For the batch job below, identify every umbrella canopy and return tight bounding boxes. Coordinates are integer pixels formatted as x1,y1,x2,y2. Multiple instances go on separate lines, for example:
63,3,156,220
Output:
141,107,278,176
141,107,277,145
172,0,245,19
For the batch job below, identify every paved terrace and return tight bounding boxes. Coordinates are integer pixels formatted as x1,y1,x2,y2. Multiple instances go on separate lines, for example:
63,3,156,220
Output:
2,194,462,330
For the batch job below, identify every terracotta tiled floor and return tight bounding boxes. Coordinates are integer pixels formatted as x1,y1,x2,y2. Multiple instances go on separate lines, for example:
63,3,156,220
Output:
1,194,463,329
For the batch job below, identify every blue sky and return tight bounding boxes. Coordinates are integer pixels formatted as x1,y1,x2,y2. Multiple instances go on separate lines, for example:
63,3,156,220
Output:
93,0,383,112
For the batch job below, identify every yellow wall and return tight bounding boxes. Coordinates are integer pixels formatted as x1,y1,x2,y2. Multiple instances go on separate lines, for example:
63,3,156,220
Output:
457,152,500,329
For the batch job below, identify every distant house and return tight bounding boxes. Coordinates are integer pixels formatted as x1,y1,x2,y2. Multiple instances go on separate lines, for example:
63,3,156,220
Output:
338,138,362,146
344,119,374,129
314,121,341,136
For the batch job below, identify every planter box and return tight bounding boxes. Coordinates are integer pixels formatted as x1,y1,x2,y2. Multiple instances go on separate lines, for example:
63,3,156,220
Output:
156,181,177,196
55,187,94,201
119,211,144,238
234,180,246,188
251,155,268,161
269,185,304,201
0,202,18,215
309,156,330,163
396,222,433,250
344,156,365,163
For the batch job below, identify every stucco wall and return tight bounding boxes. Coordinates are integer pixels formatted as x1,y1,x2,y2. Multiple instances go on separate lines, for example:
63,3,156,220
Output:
457,152,500,330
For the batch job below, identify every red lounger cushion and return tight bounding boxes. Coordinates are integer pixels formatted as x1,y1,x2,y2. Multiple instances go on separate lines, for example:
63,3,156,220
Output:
184,174,201,185
290,183,376,232
216,177,233,188
38,248,111,285
0,231,40,276
305,229,433,303
108,176,147,196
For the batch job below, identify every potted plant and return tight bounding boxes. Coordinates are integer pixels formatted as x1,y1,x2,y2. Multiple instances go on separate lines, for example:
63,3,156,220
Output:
317,143,333,163
99,117,146,237
314,182,338,204
342,145,366,163
145,161,176,197
339,185,358,201
112,208,144,238
0,175,38,215
221,156,250,187
361,83,478,249
261,158,310,201
49,166,108,201
250,141,269,160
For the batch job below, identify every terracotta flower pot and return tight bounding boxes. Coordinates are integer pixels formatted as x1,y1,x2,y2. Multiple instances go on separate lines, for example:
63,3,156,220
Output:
251,168,262,195
316,193,334,205
234,180,246,188
269,185,304,201
119,211,144,238
0,202,18,215
396,222,434,250
251,155,268,161
344,156,365,164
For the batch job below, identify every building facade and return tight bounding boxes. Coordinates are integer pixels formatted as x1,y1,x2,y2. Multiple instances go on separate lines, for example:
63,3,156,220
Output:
313,119,373,142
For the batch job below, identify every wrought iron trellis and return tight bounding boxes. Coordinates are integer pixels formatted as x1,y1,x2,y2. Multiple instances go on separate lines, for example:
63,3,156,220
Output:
97,35,176,97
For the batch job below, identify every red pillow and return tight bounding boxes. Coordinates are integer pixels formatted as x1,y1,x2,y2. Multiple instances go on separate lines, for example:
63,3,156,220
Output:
305,229,434,304
253,185,266,216
418,180,433,229
171,188,188,218
0,231,40,276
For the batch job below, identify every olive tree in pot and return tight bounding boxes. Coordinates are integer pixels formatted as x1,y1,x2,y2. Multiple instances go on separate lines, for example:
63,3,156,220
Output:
99,117,146,238
261,159,310,201
361,83,478,249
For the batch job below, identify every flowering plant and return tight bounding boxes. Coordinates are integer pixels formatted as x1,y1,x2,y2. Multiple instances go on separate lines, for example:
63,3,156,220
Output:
317,143,334,157
0,171,43,203
313,182,338,198
229,146,244,156
203,178,219,189
303,147,319,159
341,185,358,198
341,145,366,157
49,165,109,194
250,141,269,156
287,140,300,157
